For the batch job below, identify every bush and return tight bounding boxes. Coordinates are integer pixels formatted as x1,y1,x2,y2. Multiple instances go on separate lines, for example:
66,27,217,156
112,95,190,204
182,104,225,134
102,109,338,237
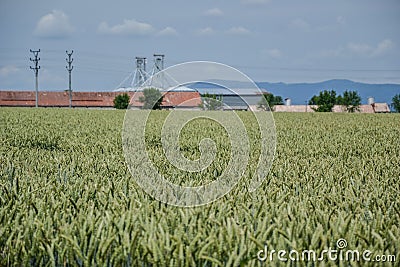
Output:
392,94,400,112
199,93,223,110
139,88,163,110
309,90,337,112
258,93,283,111
113,93,130,109
336,90,361,112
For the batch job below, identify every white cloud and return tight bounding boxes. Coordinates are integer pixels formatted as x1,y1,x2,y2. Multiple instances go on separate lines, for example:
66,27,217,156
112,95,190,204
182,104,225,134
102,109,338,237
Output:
347,39,394,56
0,65,19,76
197,27,216,35
40,69,65,85
290,18,310,31
290,17,345,33
336,16,346,25
157,27,178,36
98,19,155,36
347,42,372,54
316,47,344,58
34,10,74,38
226,26,251,35
204,8,223,17
316,39,395,59
374,39,394,55
241,0,271,5
263,48,282,59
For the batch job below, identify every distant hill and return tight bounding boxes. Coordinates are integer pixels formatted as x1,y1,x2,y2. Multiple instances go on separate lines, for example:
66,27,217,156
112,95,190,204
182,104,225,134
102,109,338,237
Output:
256,79,400,105
189,79,399,108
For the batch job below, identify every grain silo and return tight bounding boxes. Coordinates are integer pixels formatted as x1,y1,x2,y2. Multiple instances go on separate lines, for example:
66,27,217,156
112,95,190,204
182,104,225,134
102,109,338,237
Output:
368,97,375,105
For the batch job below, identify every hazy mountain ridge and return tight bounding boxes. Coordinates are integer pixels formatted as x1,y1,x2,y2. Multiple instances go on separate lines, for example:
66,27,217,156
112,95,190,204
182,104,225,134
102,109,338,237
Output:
256,79,400,105
190,79,399,105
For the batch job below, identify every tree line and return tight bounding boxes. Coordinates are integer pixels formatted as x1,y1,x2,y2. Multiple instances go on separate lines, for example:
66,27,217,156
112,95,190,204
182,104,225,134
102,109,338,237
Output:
113,88,163,110
308,90,361,112
113,88,400,112
263,90,400,113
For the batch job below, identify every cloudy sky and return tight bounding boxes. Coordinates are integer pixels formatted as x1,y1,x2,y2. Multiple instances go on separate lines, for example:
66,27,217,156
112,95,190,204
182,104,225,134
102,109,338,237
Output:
0,0,399,91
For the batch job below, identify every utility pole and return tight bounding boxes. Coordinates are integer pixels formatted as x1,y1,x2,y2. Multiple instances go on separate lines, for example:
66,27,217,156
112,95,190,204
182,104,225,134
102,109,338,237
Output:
30,49,40,108
66,50,74,108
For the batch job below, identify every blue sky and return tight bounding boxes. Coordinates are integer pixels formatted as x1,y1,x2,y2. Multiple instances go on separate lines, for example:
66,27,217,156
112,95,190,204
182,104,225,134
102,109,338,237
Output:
0,0,399,91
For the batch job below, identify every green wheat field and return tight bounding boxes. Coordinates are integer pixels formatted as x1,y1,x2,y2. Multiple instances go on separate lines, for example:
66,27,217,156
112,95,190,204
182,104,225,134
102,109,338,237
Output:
0,108,399,266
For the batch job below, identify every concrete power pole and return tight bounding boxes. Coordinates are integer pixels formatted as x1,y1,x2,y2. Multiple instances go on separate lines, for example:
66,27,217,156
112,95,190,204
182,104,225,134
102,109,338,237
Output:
30,49,40,108
66,50,74,108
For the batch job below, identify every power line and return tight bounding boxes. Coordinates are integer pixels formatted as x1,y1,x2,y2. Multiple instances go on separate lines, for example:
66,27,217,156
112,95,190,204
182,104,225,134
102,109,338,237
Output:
231,64,400,72
66,50,74,108
29,49,40,107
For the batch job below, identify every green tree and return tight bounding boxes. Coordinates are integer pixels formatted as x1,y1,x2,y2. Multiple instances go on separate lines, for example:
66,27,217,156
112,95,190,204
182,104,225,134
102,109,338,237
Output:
113,93,130,109
309,95,320,105
309,90,337,112
258,93,283,111
337,90,361,112
139,88,164,110
199,93,223,110
392,94,400,112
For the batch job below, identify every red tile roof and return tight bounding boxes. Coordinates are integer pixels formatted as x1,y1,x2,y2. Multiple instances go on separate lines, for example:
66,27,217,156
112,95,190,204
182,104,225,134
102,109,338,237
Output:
129,91,202,108
274,105,317,112
372,103,390,113
0,91,201,108
358,105,375,113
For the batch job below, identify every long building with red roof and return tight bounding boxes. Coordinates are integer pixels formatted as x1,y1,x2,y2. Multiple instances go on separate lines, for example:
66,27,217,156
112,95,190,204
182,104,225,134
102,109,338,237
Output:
0,90,202,109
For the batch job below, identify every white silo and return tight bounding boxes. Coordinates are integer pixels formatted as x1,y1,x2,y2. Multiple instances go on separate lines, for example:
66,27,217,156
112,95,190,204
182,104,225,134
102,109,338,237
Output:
367,97,375,105
285,98,291,106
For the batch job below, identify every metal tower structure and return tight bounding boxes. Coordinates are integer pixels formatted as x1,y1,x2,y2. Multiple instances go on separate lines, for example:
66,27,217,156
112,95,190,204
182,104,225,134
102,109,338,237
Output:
152,54,164,75
131,57,148,89
114,54,169,92
149,54,170,89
